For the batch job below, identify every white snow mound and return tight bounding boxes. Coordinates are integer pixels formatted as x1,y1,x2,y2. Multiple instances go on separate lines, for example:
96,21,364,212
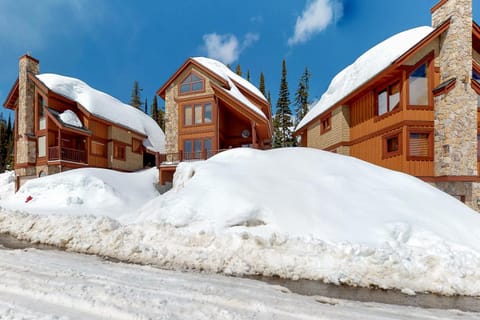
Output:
59,109,83,128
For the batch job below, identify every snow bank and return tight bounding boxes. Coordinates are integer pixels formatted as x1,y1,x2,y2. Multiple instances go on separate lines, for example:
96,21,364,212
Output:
36,74,165,153
296,26,433,131
1,148,480,296
193,57,267,119
1,168,159,218
0,171,14,201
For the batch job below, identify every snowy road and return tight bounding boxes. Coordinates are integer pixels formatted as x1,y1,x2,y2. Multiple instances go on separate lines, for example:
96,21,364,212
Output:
0,248,478,320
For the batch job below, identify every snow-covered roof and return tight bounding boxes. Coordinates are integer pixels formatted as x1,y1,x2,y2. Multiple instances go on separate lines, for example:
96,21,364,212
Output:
192,57,267,120
36,74,165,153
296,26,434,131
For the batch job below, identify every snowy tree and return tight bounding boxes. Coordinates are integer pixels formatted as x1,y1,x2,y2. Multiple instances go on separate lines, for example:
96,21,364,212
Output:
294,66,311,127
151,95,165,131
259,72,266,96
130,81,142,109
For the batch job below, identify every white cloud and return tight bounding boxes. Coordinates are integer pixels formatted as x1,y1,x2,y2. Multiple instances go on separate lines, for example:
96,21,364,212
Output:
0,0,105,50
288,0,344,46
202,33,260,65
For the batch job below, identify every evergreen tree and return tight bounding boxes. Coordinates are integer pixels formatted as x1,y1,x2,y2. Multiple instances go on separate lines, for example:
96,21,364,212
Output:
294,66,311,127
273,60,294,148
130,81,142,109
235,64,242,76
259,72,266,96
246,70,251,82
150,95,165,131
267,90,271,104
0,114,7,172
144,97,148,114
5,116,13,170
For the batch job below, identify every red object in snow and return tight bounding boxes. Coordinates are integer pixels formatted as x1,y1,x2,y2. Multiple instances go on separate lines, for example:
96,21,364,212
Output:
25,195,33,203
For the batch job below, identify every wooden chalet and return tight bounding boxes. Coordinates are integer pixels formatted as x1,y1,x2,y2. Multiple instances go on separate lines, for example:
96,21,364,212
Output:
156,57,272,185
295,0,480,211
4,55,165,190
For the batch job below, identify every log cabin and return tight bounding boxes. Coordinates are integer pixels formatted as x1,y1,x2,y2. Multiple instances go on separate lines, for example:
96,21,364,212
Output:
156,57,272,185
295,0,480,211
3,55,165,190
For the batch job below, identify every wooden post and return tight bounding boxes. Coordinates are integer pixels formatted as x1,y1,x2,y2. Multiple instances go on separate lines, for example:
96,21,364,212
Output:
251,121,258,148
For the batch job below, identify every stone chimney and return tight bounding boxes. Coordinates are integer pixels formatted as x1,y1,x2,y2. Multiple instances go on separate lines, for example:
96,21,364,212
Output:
432,0,477,176
16,54,39,169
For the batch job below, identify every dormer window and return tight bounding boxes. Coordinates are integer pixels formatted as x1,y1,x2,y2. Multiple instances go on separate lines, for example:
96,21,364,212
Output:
180,72,204,94
409,63,428,106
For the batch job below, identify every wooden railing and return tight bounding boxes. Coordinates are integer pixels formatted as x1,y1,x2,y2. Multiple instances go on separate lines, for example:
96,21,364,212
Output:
49,146,87,163
158,149,226,165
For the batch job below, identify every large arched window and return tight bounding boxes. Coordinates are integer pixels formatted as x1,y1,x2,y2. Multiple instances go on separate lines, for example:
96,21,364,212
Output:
179,72,204,94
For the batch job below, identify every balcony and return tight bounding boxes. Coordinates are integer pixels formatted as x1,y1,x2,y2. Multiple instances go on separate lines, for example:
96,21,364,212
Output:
48,146,87,164
157,149,226,165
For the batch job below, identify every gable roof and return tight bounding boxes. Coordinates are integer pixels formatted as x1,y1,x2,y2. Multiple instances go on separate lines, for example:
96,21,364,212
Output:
157,57,269,121
35,74,165,153
295,25,439,132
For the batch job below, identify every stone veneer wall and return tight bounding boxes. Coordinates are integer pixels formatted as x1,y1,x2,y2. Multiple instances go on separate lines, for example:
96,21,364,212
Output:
432,0,478,177
16,56,39,173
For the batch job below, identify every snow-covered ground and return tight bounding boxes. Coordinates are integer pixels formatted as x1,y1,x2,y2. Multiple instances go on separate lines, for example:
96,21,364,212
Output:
0,247,478,320
1,148,480,297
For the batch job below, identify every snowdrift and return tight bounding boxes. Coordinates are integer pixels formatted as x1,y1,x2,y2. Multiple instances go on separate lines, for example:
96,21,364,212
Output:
1,148,480,296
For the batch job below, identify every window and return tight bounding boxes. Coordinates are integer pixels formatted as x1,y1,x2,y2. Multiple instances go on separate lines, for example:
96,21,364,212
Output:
37,94,46,130
408,131,432,159
132,138,142,154
179,73,204,94
320,113,331,134
113,142,126,161
382,132,401,158
409,63,429,106
91,140,106,156
38,136,46,157
183,103,213,126
377,82,400,116
183,138,212,160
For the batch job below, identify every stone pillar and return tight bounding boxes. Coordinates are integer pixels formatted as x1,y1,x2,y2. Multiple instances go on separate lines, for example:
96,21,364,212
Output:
164,85,179,155
16,55,39,171
432,0,477,177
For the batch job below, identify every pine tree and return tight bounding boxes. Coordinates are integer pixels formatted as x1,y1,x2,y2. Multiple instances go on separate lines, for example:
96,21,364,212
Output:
150,95,165,131
294,66,311,127
5,116,13,170
235,64,242,76
0,114,7,172
246,70,251,82
144,97,148,114
273,60,294,148
130,81,142,109
267,90,271,104
259,72,266,96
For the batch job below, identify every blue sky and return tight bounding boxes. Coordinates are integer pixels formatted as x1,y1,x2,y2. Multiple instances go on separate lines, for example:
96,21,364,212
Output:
1,0,478,120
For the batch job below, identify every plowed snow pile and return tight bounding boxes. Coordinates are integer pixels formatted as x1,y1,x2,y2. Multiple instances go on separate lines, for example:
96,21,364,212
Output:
1,148,480,296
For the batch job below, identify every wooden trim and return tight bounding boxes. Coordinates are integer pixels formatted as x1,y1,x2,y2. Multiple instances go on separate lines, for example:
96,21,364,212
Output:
382,129,403,159
471,78,480,94
131,137,143,154
14,162,37,169
3,78,19,109
432,78,456,96
113,141,127,161
406,127,434,161
406,51,435,110
431,0,449,13
421,176,480,183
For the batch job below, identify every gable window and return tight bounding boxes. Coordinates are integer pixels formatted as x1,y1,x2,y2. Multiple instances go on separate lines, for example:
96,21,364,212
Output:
409,63,429,106
377,82,400,116
180,72,204,94
113,142,126,161
382,131,401,158
183,103,213,126
408,130,433,160
320,113,331,134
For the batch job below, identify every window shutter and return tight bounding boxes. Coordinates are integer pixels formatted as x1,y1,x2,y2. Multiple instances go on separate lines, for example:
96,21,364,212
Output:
409,133,429,157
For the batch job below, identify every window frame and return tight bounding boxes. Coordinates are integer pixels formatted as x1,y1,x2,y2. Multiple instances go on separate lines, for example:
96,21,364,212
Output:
91,140,107,157
36,93,47,131
406,52,434,110
113,142,126,161
132,138,143,154
182,102,213,127
375,80,401,118
407,128,434,161
178,71,205,95
382,130,402,159
182,137,213,160
320,113,332,134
